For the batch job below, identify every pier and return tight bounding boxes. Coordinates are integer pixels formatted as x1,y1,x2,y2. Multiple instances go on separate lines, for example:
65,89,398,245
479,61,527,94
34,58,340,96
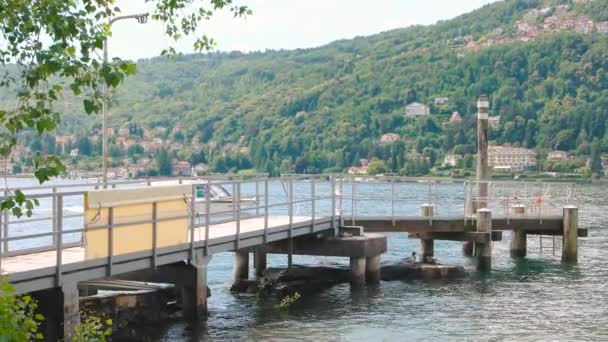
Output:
0,96,588,340
0,174,586,340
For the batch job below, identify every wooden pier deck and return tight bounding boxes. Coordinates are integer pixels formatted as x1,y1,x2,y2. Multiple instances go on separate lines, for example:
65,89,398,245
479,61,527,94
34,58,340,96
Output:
4,215,335,294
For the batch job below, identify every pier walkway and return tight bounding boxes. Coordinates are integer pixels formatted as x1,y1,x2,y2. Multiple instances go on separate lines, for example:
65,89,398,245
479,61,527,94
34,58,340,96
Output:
0,175,585,340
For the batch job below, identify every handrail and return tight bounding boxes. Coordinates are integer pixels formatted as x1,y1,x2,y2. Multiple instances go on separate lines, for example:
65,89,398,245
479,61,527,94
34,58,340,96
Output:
0,175,579,268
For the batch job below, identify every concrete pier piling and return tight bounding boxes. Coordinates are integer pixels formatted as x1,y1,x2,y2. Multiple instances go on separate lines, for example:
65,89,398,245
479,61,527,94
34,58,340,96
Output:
365,255,381,284
181,253,212,319
234,250,250,281
562,206,579,263
62,282,80,341
350,257,367,286
476,208,492,272
254,248,267,278
510,229,527,257
419,204,435,258
465,94,490,258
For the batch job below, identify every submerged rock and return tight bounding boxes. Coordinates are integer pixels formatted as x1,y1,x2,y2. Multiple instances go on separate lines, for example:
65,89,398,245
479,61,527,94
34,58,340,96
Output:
260,266,350,297
240,263,466,297
381,263,466,281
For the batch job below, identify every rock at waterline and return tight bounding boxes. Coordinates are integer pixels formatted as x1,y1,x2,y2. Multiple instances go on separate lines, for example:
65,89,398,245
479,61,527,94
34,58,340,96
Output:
381,263,466,281
230,263,466,295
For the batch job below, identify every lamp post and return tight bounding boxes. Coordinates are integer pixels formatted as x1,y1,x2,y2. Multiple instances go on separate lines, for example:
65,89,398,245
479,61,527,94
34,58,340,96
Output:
102,12,149,187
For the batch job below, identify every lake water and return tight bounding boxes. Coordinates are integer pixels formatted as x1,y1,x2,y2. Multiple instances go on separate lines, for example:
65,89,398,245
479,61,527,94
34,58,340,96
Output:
3,178,607,341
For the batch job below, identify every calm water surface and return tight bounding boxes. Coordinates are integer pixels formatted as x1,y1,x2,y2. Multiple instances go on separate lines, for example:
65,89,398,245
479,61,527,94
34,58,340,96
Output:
5,178,608,341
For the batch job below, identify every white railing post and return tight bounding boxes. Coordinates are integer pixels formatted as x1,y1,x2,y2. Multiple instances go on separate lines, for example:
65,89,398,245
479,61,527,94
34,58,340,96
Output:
204,184,210,255
2,191,8,253
351,181,356,226
152,201,158,268
107,206,114,276
264,179,269,244
255,176,260,216
288,178,293,268
311,177,315,233
330,176,336,230
190,184,196,261
55,194,63,287
391,178,395,226
236,182,241,250
52,187,57,248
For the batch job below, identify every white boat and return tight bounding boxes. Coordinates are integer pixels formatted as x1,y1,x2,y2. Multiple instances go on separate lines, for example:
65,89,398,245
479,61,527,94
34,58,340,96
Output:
150,179,257,215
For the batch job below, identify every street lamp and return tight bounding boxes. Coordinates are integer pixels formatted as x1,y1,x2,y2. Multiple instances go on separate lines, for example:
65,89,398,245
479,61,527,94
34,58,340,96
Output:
102,12,149,187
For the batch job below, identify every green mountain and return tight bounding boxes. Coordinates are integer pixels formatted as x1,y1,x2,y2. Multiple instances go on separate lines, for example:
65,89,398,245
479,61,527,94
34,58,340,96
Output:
18,0,608,175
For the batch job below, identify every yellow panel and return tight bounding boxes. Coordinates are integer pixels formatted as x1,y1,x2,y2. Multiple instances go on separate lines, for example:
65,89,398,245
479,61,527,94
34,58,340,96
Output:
84,187,190,260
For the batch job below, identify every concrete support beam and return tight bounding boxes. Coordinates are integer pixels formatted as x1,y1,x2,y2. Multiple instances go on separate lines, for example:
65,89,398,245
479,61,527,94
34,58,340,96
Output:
562,206,579,263
365,255,381,284
181,253,212,320
419,204,434,259
254,248,267,278
421,239,434,258
62,282,80,341
510,229,527,258
349,257,366,286
476,209,492,272
234,250,249,281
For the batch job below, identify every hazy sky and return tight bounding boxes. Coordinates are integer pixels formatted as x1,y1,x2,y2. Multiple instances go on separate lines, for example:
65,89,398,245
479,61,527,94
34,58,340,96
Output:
110,0,500,61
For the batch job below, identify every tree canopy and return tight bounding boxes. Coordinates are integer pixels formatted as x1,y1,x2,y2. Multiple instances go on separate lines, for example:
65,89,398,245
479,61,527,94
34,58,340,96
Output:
0,0,250,216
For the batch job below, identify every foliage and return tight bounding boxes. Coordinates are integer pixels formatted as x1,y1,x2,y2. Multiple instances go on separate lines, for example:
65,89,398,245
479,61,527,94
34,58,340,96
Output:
72,312,112,342
275,292,301,310
367,159,387,175
156,148,172,176
0,0,251,216
29,0,604,177
0,279,44,341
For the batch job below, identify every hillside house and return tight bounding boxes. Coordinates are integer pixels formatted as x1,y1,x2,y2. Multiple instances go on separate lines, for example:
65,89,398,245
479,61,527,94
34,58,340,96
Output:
434,97,449,105
118,128,129,137
347,165,368,175
596,22,608,33
488,116,501,128
405,102,430,117
575,18,595,33
172,161,192,176
380,133,400,144
547,150,569,161
448,112,463,124
489,145,536,172
443,154,462,167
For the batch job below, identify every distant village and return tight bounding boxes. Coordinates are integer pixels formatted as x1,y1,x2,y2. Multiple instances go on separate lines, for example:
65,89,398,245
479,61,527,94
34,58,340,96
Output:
2,96,607,180
347,99,608,178
455,2,608,52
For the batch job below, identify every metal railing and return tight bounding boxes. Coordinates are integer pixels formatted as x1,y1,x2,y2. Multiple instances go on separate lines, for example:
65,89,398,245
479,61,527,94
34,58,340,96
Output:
0,175,336,279
0,175,580,283
463,180,576,222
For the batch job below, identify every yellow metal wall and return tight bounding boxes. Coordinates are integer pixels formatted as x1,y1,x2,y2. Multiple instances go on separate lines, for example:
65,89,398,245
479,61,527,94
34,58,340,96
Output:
84,186,190,260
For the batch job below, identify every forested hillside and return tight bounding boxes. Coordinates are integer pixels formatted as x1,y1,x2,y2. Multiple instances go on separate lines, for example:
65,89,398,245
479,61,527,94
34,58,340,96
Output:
10,0,608,176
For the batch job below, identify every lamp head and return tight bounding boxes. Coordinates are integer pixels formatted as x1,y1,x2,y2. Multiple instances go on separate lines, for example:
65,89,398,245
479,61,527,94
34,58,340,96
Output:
136,13,149,24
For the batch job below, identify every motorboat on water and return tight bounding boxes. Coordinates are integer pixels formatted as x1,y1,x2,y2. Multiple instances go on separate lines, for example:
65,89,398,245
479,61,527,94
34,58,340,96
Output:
149,179,257,215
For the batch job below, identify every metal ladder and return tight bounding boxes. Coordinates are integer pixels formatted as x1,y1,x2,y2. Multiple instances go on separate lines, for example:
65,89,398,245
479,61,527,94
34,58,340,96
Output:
539,235,559,256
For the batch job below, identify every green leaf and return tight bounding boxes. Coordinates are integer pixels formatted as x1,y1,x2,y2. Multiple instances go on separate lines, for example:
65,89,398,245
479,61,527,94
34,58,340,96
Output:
83,99,95,114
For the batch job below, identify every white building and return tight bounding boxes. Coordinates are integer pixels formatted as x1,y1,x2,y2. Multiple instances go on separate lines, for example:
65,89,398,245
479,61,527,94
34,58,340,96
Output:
488,145,536,172
434,97,449,106
488,116,501,128
547,150,569,161
443,154,462,167
380,133,400,144
405,102,430,117
448,112,462,124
